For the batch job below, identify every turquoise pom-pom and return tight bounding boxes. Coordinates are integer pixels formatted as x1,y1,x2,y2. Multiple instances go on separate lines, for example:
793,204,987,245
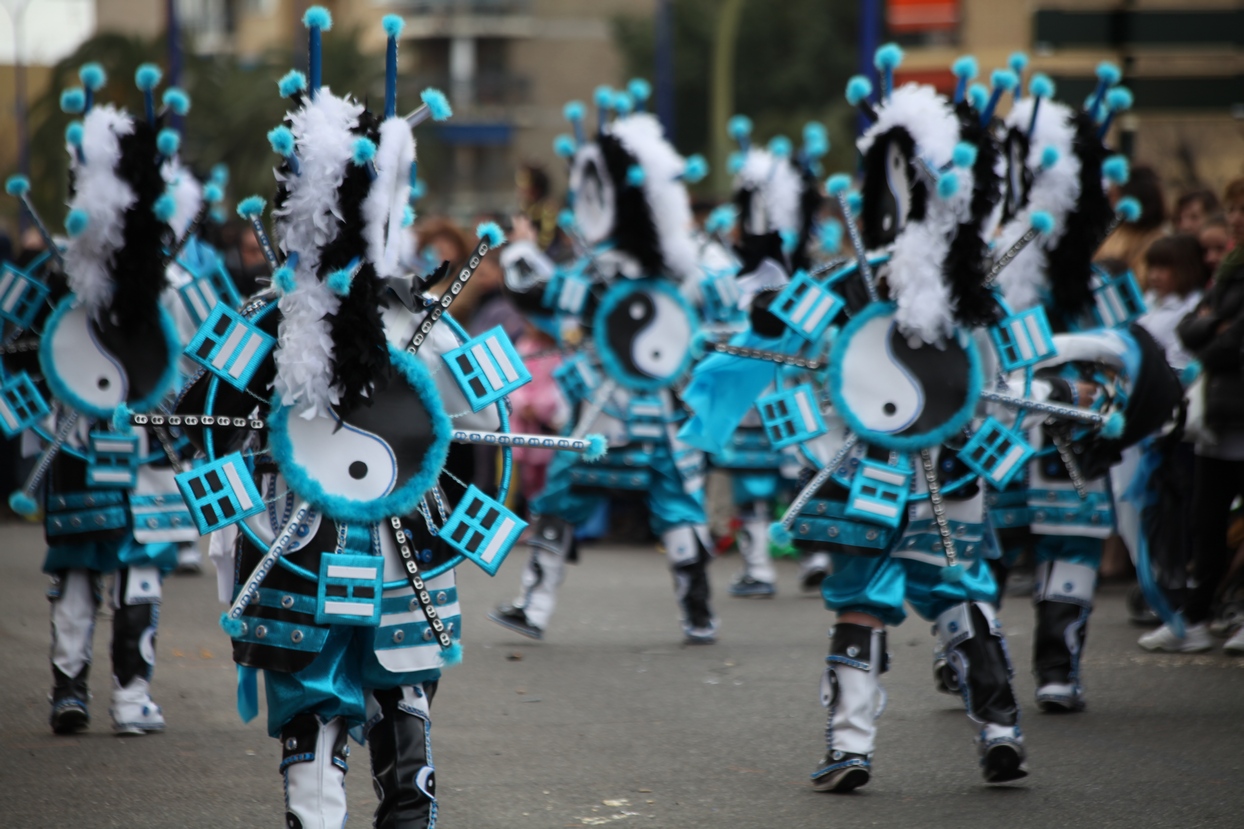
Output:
1102,411,1126,439
211,163,229,186
402,205,415,228
327,267,353,296
819,218,843,253
153,193,177,222
441,642,463,667
60,88,86,114
204,183,224,203
562,100,585,123
626,165,645,187
236,195,265,218
1103,155,1129,185
278,70,307,98
5,174,31,197
727,114,752,140
780,229,798,254
1040,145,1060,169
1095,62,1121,86
845,75,873,106
1116,196,1141,222
79,62,106,91
952,141,978,169
584,433,607,462
611,91,634,115
941,563,966,583
689,329,712,360
156,128,180,157
65,122,84,147
9,491,38,517
210,207,226,224
273,266,297,294
593,85,614,108
991,69,1019,92
874,42,904,71
627,78,652,102
951,55,978,80
937,171,960,199
704,205,736,235
683,154,708,183
352,137,377,166
827,173,852,196
768,136,792,158
65,208,89,237
1030,210,1055,234
1029,73,1055,99
1008,52,1029,75
967,83,988,110
769,522,793,546
302,5,332,30
410,178,427,200
476,221,506,247
557,208,576,231
112,403,134,434
420,87,452,121
803,122,829,158
727,151,745,175
1181,361,1201,385
845,192,862,215
135,63,162,91
220,612,244,638
1106,86,1134,112
382,14,404,37
162,87,190,115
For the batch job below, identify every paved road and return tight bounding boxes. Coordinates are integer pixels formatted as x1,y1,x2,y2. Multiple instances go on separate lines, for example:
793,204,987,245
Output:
1,521,1242,828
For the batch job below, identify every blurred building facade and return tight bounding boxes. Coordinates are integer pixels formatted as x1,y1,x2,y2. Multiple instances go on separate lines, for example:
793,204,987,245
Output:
889,0,1244,194
91,0,654,218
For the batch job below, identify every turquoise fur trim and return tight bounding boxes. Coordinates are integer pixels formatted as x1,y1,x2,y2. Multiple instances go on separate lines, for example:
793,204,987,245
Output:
767,136,792,158
1103,411,1126,439
682,154,708,183
593,85,614,108
65,209,89,236
1116,196,1141,222
803,122,829,157
1103,155,1129,185
352,137,377,166
845,192,862,215
39,296,182,420
726,114,752,140
727,152,745,175
135,64,162,91
991,69,1019,91
1008,52,1029,74
60,88,86,114
5,175,30,196
420,88,452,121
627,78,652,102
402,205,415,228
382,14,404,37
769,522,792,545
952,142,977,169
1095,62,1121,85
220,612,244,638
161,88,190,115
591,279,699,393
874,43,903,71
585,433,607,462
937,172,960,199
1030,211,1055,234
268,125,295,156
845,75,873,106
951,56,978,80
626,165,645,187
266,344,452,525
302,6,332,30
204,183,223,203
556,208,576,230
112,403,134,433
79,63,106,91
611,91,634,115
827,302,983,453
9,491,37,517
273,266,296,294
967,84,988,110
563,100,585,122
553,134,576,158
1030,74,1054,99
442,642,463,666
326,267,353,296
1106,87,1133,112
704,205,735,235
278,71,307,98
827,174,852,196
1040,145,1059,169
236,195,265,218
476,221,506,246
153,193,177,222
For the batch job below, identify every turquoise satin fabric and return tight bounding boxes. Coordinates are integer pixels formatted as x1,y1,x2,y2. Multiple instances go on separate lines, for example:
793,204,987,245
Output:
822,554,1000,627
43,538,178,575
1034,535,1103,569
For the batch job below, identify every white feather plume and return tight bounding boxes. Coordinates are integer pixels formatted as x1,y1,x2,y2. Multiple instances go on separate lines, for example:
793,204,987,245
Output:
734,148,801,236
362,117,415,281
994,98,1080,312
161,159,203,241
271,88,363,418
607,113,700,281
63,105,136,316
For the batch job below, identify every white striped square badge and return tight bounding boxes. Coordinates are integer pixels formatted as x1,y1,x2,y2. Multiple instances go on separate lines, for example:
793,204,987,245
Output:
990,307,1057,372
844,459,912,529
441,485,527,576
184,305,276,391
442,326,532,412
757,384,827,449
769,271,844,342
0,371,49,438
178,276,221,329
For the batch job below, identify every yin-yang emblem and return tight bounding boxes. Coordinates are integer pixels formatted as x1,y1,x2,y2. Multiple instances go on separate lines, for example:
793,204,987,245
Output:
593,280,696,391
829,304,981,451
268,351,451,523
862,129,917,249
1001,129,1033,224
569,143,617,246
40,298,177,419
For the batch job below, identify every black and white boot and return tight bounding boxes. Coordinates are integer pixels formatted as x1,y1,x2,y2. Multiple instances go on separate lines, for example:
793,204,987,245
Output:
1033,560,1094,712
489,516,574,639
366,683,439,829
729,502,777,598
281,713,350,829
936,602,1027,783
48,569,99,734
665,526,717,644
811,623,886,793
109,566,165,734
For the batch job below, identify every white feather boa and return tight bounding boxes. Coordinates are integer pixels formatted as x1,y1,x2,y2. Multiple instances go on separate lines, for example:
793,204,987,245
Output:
734,148,801,236
63,105,136,316
161,159,203,242
272,89,363,418
995,99,1080,312
860,84,973,344
607,114,700,281
362,117,415,281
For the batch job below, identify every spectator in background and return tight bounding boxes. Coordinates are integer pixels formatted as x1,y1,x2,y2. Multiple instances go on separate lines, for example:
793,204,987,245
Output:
1199,214,1233,281
1098,164,1167,290
1174,188,1222,235
509,320,570,513
516,162,560,252
1137,234,1209,370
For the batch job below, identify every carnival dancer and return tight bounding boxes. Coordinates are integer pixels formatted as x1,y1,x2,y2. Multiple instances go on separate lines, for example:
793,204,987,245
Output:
488,81,722,643
2,62,199,734
170,12,601,827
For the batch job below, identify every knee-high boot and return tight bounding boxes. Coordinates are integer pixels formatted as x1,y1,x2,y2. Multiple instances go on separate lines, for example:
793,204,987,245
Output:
281,713,349,829
490,516,573,638
48,569,99,734
664,525,717,643
1033,559,1095,712
366,683,439,829
110,566,165,734
811,623,886,793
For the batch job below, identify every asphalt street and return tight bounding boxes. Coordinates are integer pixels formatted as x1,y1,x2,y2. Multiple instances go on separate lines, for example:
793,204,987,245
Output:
1,521,1242,828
